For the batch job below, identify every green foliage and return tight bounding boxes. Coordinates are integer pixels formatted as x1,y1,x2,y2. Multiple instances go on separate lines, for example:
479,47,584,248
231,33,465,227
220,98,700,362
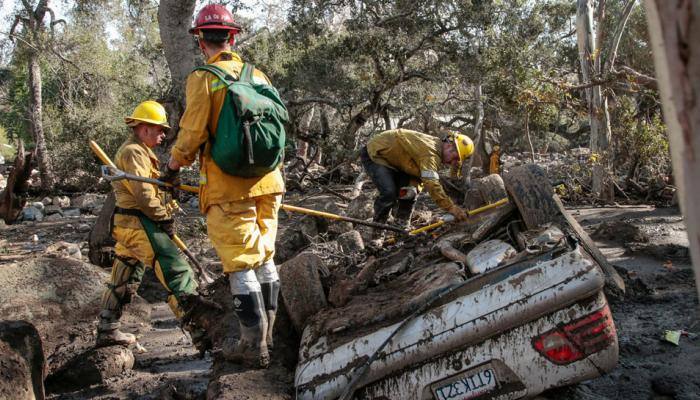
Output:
0,0,170,189
0,126,16,160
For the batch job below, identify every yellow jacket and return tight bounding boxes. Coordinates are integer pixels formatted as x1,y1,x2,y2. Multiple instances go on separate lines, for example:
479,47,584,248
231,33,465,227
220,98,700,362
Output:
113,136,171,229
367,129,455,211
171,50,285,212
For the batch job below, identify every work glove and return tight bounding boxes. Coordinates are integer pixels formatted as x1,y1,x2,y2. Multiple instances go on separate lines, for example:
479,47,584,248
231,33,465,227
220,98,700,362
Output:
159,219,176,238
448,205,468,222
160,164,181,190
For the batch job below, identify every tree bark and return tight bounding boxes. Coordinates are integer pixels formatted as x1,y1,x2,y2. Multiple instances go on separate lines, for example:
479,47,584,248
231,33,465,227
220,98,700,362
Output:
577,0,614,202
644,0,700,302
462,84,483,199
14,0,55,191
27,52,54,191
158,0,198,134
0,140,34,224
524,109,536,163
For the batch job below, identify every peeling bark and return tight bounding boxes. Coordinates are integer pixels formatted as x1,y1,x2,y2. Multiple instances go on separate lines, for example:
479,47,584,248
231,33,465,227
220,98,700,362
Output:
644,0,700,301
157,0,198,134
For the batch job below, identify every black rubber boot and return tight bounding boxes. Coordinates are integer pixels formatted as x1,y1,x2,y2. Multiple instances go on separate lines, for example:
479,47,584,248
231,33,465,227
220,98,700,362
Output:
223,292,269,368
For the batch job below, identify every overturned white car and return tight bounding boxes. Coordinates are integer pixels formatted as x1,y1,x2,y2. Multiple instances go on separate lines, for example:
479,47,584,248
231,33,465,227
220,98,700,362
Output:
281,164,621,400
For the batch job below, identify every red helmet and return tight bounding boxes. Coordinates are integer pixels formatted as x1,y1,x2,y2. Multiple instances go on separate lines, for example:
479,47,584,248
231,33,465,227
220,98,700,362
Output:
189,4,241,35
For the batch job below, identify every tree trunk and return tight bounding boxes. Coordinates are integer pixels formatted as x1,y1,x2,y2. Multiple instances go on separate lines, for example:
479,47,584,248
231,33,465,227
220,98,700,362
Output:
524,109,536,163
644,0,700,302
0,140,34,224
462,84,484,200
27,52,54,191
577,0,614,202
158,0,198,134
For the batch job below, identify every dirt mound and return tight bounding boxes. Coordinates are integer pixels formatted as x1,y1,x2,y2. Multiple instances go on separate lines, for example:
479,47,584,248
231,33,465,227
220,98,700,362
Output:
0,321,45,400
0,256,147,374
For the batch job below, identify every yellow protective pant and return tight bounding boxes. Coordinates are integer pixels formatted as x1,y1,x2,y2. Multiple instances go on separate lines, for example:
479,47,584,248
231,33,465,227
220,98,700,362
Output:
206,194,282,273
100,226,187,318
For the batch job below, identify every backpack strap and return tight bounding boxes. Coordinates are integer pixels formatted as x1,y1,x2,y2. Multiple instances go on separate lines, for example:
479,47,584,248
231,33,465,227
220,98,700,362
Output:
194,63,256,85
239,63,255,84
193,64,237,86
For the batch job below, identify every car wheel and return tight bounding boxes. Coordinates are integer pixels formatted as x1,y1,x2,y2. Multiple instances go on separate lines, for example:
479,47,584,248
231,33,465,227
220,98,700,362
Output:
279,252,328,332
504,164,559,229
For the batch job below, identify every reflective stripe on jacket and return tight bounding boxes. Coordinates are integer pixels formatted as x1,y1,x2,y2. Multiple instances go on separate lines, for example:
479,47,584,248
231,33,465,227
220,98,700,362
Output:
366,129,455,211
112,136,172,229
170,50,285,212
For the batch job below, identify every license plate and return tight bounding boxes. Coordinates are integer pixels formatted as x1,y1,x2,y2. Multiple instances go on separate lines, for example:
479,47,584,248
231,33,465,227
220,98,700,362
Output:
432,368,497,400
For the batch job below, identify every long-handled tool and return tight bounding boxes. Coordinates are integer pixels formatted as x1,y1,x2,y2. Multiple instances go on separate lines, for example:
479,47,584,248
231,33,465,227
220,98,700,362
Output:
89,141,214,285
408,197,510,236
99,164,408,234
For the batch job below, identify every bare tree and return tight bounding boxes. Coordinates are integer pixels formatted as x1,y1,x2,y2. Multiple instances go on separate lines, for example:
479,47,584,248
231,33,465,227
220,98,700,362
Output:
9,0,64,191
644,0,700,300
576,0,637,202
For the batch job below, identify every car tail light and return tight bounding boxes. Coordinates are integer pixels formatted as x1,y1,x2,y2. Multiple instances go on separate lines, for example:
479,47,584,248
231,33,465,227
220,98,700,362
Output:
532,305,616,365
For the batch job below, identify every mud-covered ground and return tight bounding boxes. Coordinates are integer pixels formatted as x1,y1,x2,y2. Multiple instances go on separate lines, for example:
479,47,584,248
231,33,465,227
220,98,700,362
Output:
544,205,700,400
1,198,698,399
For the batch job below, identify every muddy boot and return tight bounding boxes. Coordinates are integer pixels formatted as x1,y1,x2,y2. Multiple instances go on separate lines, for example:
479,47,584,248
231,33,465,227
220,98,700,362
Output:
96,310,136,347
182,324,210,357
223,291,269,368
395,199,415,231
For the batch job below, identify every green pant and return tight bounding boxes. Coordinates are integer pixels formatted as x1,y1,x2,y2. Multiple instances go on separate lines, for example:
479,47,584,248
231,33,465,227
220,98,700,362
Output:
100,217,197,323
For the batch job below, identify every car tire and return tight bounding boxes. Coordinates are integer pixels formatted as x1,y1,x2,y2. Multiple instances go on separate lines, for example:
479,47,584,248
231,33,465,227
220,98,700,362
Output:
279,252,328,332
504,164,559,229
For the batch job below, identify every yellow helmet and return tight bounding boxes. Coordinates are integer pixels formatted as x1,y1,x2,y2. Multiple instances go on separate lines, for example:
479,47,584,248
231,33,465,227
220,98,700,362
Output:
449,132,474,161
125,100,170,128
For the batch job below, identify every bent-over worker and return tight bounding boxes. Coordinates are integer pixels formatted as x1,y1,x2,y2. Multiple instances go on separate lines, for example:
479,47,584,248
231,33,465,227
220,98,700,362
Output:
361,129,474,230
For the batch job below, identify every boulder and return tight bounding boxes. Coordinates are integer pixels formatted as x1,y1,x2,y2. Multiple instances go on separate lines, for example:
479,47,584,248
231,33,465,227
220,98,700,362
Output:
43,205,62,215
71,193,103,211
346,192,374,220
41,197,53,206
46,346,134,392
30,201,45,211
0,257,123,375
337,230,364,254
44,213,63,222
52,196,70,208
45,241,82,260
62,208,81,217
0,321,46,400
20,206,43,222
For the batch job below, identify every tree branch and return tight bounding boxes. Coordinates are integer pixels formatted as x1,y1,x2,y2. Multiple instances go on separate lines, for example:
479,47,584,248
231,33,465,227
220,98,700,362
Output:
603,0,637,73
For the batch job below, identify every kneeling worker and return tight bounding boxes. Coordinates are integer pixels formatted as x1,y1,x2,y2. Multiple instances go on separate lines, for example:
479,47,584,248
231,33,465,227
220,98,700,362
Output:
96,100,217,351
361,129,474,229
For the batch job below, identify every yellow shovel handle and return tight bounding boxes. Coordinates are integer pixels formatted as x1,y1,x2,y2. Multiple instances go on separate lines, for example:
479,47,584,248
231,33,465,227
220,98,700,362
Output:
409,198,510,236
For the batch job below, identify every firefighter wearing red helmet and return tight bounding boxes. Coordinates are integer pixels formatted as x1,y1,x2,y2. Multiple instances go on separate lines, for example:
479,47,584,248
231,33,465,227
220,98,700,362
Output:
162,5,284,369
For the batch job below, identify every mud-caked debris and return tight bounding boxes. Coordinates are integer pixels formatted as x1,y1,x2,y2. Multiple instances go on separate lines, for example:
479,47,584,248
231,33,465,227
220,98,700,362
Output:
0,321,46,400
279,252,328,332
46,346,134,392
337,230,364,254
45,241,82,260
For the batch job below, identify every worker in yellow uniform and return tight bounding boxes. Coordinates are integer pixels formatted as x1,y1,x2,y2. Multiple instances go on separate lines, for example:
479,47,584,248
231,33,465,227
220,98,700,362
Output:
161,4,284,368
97,100,218,351
361,129,474,230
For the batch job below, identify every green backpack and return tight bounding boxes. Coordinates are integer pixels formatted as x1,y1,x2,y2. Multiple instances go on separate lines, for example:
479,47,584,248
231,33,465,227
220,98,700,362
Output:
193,63,287,177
